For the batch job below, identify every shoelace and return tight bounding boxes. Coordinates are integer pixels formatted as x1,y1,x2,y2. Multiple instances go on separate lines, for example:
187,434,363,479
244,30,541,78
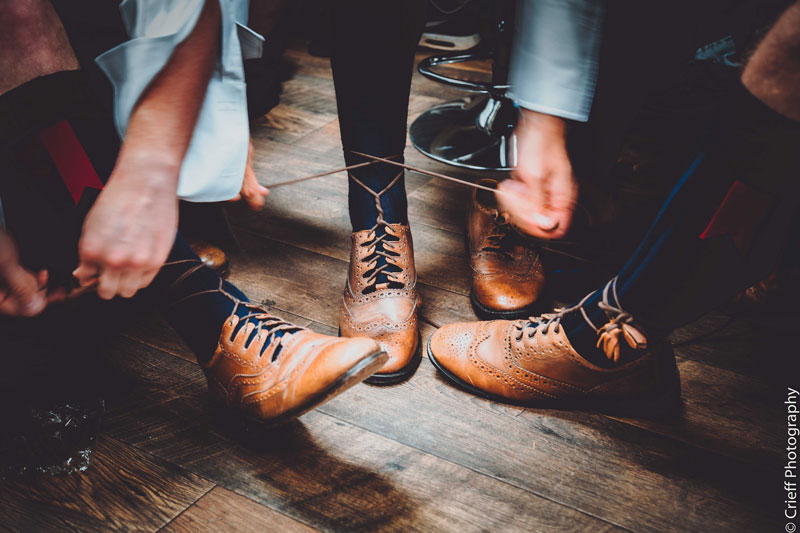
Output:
348,169,407,294
167,259,301,358
481,211,520,260
513,276,646,362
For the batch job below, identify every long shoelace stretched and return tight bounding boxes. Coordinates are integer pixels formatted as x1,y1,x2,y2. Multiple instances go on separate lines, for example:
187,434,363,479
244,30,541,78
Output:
60,153,513,303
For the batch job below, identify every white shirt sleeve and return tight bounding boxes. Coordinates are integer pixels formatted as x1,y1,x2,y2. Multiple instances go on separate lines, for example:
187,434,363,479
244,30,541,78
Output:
94,0,263,202
508,0,605,122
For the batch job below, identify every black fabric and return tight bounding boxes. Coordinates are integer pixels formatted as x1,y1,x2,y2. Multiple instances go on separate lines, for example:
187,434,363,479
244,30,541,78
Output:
559,83,800,365
0,72,258,368
0,71,119,289
49,0,127,115
330,0,427,231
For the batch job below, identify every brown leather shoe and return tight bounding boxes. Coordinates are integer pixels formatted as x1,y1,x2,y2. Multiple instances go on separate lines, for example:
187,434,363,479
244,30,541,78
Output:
428,278,680,414
468,179,545,319
204,303,387,427
188,240,230,279
340,222,422,385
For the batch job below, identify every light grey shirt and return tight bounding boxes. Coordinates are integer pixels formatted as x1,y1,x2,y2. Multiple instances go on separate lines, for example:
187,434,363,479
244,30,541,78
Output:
509,0,605,122
95,0,263,202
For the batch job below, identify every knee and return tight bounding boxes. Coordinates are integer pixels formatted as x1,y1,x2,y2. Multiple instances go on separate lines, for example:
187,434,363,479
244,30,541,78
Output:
0,0,75,55
0,0,78,91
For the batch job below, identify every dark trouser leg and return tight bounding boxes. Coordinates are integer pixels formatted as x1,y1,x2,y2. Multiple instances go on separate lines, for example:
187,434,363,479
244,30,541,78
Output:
561,83,800,363
330,0,426,231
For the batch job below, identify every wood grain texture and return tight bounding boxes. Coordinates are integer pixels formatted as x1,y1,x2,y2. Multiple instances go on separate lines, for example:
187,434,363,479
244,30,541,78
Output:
102,340,623,533
0,437,212,532
163,486,318,533
4,40,786,533
120,287,780,532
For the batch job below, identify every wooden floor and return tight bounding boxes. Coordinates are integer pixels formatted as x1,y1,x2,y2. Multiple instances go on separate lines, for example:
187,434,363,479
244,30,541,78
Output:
0,46,791,532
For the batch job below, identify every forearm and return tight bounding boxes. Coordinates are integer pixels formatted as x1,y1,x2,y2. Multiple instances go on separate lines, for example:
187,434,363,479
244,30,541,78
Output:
741,0,800,121
117,0,221,180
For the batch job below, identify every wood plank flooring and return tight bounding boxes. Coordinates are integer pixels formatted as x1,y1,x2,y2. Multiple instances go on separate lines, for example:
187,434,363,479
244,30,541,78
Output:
1,46,791,532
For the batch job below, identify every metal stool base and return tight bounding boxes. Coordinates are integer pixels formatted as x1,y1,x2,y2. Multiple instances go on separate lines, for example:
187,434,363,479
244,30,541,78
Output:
409,93,518,171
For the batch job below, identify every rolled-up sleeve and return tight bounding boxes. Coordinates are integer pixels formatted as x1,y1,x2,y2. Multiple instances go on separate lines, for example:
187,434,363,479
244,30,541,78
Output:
508,0,605,122
95,0,264,202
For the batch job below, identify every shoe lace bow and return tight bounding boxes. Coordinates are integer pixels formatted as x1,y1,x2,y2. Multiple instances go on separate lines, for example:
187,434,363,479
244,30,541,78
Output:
513,276,647,362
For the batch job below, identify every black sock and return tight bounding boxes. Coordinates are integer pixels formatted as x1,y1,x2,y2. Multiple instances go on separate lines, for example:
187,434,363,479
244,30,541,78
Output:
347,158,408,231
154,237,294,363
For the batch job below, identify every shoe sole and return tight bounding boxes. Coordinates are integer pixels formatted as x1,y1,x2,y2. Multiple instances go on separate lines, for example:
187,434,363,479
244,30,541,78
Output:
228,349,389,431
364,331,423,386
427,337,682,418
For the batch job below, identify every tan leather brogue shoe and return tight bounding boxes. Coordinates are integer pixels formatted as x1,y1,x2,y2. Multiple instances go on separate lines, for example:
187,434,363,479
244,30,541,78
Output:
188,240,230,279
428,278,680,414
340,222,422,384
204,303,387,427
468,179,545,319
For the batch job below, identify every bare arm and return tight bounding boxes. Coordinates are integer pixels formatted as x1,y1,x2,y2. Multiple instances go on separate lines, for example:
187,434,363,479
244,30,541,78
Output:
75,0,221,299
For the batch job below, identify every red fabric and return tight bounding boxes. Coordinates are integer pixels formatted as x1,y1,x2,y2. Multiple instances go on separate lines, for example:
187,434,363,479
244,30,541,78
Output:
39,120,104,205
699,180,775,256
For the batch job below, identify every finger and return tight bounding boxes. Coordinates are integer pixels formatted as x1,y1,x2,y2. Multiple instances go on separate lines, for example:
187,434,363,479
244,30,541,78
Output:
21,289,47,317
0,284,20,316
0,231,19,268
96,268,122,300
47,287,66,305
139,266,160,290
117,268,144,299
244,187,268,210
117,265,158,299
501,179,557,229
515,212,568,239
5,265,45,315
37,270,48,290
498,193,562,239
73,261,100,286
497,180,558,238
511,167,550,216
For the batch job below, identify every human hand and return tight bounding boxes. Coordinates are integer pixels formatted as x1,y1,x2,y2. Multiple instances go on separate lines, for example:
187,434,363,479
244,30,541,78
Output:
231,139,269,210
73,151,179,300
496,109,578,239
0,231,63,316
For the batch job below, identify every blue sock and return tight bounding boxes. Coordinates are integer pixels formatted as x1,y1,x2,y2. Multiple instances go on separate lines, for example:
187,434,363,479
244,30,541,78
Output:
348,162,408,231
157,237,295,363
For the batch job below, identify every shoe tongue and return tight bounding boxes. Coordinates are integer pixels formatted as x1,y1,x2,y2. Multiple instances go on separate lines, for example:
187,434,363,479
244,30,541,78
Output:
475,186,498,210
